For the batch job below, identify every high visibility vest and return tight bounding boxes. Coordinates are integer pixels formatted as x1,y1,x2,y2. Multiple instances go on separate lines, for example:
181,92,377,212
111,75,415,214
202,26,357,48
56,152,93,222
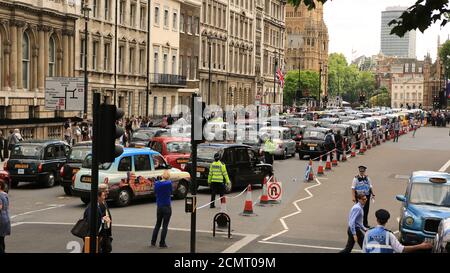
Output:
364,227,395,253
208,161,230,184
264,140,276,154
354,175,371,196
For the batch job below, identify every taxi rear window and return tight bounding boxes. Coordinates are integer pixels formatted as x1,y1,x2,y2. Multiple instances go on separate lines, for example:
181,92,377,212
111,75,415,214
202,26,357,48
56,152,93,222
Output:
10,144,42,159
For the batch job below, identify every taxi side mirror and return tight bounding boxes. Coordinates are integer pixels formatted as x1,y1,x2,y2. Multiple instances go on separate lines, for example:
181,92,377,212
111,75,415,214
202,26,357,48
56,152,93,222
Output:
396,195,406,202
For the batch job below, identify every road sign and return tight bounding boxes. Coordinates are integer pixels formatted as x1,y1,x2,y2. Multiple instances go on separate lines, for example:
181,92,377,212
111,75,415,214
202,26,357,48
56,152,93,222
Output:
45,77,85,111
267,181,282,201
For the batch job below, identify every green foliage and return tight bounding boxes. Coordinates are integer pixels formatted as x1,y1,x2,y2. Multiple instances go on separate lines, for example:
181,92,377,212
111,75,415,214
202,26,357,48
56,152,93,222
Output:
283,70,320,106
369,87,391,107
439,40,450,78
287,0,450,37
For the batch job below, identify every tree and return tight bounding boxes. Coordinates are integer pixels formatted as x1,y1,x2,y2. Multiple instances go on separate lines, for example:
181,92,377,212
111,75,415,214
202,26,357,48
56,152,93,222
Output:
287,0,450,37
439,40,450,79
283,70,320,106
369,87,391,107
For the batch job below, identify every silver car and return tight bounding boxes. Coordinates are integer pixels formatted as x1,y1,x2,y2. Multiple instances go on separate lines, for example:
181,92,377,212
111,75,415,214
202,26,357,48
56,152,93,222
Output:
259,126,296,159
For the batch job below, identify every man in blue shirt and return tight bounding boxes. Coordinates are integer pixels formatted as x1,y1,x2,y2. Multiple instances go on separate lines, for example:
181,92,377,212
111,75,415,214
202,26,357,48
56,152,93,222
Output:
151,170,173,248
340,193,368,253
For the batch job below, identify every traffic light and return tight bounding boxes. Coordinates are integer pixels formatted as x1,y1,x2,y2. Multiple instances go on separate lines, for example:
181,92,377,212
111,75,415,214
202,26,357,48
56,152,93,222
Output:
98,104,125,164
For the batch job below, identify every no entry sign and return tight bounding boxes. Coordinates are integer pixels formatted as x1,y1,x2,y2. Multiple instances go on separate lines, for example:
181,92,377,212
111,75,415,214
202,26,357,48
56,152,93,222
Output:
267,181,282,201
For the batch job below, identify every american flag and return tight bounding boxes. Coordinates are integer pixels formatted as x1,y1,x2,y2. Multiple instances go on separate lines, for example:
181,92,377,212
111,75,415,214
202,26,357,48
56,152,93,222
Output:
276,67,284,90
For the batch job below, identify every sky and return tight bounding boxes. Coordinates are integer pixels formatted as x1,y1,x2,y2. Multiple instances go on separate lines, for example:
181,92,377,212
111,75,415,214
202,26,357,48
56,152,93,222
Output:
323,0,450,63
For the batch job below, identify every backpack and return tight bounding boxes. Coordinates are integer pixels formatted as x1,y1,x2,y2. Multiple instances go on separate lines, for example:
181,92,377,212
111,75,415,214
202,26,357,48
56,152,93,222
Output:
325,134,333,145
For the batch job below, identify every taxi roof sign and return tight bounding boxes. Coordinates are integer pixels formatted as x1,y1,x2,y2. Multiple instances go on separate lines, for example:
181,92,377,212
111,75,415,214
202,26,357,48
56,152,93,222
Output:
429,177,447,184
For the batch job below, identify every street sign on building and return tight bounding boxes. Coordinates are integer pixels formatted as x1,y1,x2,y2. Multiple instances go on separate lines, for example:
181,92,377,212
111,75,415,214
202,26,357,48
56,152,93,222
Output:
45,77,85,111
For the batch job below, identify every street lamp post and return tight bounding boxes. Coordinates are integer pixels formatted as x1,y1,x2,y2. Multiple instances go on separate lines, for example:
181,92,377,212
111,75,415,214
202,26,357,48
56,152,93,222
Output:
146,0,151,116
208,37,212,105
273,51,278,105
318,62,322,108
82,2,90,117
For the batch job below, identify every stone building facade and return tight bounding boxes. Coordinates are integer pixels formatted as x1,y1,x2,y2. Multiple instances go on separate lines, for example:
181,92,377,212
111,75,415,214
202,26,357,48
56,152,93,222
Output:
0,0,78,140
285,1,328,97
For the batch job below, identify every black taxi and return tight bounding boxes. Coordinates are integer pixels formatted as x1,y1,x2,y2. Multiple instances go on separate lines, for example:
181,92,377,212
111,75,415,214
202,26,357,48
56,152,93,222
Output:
60,141,91,195
298,127,333,160
5,140,71,188
186,143,272,193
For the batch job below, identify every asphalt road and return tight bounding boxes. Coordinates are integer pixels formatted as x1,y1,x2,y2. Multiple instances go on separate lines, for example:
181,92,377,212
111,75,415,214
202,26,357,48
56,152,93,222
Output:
3,125,450,253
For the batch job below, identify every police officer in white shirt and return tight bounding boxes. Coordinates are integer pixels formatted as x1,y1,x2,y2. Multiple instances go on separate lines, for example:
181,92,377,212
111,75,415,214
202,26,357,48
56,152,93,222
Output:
352,166,375,228
363,209,432,253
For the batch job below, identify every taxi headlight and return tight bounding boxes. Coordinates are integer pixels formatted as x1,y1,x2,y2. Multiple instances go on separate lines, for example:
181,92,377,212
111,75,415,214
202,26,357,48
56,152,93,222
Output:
405,217,414,226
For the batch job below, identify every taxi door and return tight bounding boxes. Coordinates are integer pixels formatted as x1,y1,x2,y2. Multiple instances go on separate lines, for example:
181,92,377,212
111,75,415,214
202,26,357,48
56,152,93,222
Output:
234,147,258,187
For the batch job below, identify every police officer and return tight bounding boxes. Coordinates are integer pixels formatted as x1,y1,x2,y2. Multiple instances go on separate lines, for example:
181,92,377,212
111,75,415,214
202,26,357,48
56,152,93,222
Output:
208,153,231,209
263,136,276,165
351,166,375,228
363,209,432,253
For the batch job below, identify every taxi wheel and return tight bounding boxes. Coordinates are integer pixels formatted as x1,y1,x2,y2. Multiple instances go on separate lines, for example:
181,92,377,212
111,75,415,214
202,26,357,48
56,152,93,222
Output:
81,197,90,205
115,188,132,207
11,179,19,188
42,173,56,188
174,180,188,199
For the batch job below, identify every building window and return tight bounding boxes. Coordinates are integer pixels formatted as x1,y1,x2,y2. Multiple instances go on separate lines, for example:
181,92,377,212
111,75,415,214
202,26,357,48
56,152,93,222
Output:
92,0,98,18
163,53,168,74
172,52,177,75
140,6,146,29
139,49,145,74
118,46,124,73
129,48,135,74
119,1,125,24
173,11,177,31
180,14,185,33
92,41,98,70
193,56,198,80
80,38,85,69
194,16,199,35
153,96,158,116
154,6,160,25
130,3,136,27
48,36,56,77
22,32,30,89
162,97,167,115
153,47,159,73
187,16,192,34
104,43,110,71
104,0,110,20
164,9,169,28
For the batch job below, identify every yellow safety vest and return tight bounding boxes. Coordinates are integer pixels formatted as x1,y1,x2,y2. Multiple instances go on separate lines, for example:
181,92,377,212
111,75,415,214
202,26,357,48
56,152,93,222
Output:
208,161,230,185
264,140,276,154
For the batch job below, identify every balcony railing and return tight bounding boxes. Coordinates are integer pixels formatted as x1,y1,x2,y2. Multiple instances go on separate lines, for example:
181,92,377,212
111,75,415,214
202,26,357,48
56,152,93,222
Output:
150,73,187,86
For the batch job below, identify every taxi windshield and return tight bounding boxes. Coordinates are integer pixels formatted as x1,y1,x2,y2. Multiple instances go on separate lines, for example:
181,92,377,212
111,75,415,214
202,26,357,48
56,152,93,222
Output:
303,130,326,140
81,154,112,170
131,131,154,141
409,183,450,207
166,141,191,153
69,147,91,162
10,144,42,159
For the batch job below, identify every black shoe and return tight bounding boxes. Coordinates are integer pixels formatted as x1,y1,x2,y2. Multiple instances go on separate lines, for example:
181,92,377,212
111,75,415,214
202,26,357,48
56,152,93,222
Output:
159,244,168,248
210,206,215,209
150,242,156,247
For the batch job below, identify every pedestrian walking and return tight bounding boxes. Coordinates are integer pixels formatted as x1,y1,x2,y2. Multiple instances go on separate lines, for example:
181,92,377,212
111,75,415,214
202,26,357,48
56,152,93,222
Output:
0,180,11,253
0,131,4,162
83,184,112,253
324,130,336,161
64,121,72,145
208,153,231,209
352,165,375,228
73,122,82,144
334,130,344,161
412,119,418,138
362,209,432,253
393,118,400,142
340,194,368,253
151,170,173,248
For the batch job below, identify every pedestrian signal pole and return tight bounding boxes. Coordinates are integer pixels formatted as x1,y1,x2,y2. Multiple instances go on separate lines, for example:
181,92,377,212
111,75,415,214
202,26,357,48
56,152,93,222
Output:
89,93,100,253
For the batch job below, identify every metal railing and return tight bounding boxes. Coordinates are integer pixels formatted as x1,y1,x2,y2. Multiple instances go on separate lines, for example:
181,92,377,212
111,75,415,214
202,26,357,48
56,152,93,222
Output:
150,73,187,86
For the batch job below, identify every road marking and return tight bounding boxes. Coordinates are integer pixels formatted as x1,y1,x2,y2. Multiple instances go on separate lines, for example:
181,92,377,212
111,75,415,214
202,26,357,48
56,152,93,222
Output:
10,204,65,219
394,175,410,180
261,177,322,241
11,221,257,238
439,159,450,172
222,234,259,253
258,240,362,253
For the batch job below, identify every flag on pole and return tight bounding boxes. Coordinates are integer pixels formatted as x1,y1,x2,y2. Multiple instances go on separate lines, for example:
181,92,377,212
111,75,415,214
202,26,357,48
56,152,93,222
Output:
276,67,284,89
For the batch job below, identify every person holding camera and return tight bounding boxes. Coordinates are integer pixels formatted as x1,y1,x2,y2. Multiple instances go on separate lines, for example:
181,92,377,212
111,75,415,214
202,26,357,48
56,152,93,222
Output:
151,170,173,248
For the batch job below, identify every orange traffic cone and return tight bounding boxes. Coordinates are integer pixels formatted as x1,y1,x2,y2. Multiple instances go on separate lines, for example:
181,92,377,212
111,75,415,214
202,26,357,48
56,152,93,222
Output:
240,185,256,216
308,159,314,181
359,141,365,155
220,196,228,213
259,178,269,205
342,147,347,162
332,150,338,166
351,143,356,157
325,153,332,170
367,140,372,149
317,155,325,175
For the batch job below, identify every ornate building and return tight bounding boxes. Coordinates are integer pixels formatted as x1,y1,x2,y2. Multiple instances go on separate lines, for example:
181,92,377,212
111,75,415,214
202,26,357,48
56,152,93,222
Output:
0,0,78,140
285,1,328,97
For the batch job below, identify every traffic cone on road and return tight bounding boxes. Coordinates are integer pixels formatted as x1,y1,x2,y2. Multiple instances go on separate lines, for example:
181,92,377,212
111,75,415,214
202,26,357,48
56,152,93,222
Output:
259,179,269,205
325,153,332,170
220,196,228,213
351,143,356,157
332,150,338,166
317,155,325,175
308,159,315,181
367,140,372,149
240,185,256,216
342,147,347,162
358,141,365,155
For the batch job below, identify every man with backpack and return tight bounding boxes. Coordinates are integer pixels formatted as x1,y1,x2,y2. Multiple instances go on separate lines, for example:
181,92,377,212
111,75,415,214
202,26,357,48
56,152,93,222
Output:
324,130,335,161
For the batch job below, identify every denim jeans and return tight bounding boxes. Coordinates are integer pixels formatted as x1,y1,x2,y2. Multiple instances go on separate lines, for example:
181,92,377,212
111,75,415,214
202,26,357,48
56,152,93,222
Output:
152,206,172,246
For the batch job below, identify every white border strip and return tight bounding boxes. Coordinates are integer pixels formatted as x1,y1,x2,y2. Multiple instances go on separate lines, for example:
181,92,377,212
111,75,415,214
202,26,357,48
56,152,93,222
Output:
258,240,362,252
10,205,65,219
222,234,259,253
439,159,450,172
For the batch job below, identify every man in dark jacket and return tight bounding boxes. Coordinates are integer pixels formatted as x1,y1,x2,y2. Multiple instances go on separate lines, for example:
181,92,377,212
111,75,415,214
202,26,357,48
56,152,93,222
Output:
334,130,344,161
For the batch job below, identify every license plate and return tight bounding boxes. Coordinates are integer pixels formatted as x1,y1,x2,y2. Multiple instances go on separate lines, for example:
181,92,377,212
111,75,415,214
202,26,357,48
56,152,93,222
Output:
309,147,315,151
18,169,24,174
15,164,28,169
177,158,189,164
196,172,201,178
196,167,205,172
308,144,317,147
81,176,92,183
72,168,80,174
